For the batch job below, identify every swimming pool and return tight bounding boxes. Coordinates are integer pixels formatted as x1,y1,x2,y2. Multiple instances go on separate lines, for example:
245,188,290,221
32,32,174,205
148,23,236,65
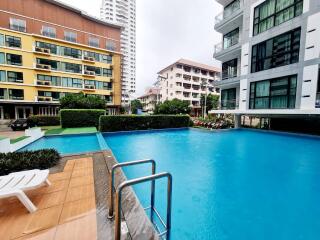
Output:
20,133,105,155
104,129,320,240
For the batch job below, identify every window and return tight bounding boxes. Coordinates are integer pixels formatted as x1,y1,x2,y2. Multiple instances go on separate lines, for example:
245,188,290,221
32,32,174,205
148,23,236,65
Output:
0,34,4,46
60,46,82,59
222,59,238,79
253,0,303,36
224,0,240,19
7,71,23,83
41,26,56,38
36,41,58,54
0,52,5,64
64,31,77,42
10,18,26,32
106,40,116,51
84,51,100,61
37,74,61,86
6,53,22,66
89,37,99,47
61,77,83,88
249,75,297,109
5,36,21,48
38,91,66,101
251,28,301,73
9,89,24,100
85,66,101,75
101,54,112,64
61,62,82,73
103,68,113,77
223,28,239,49
221,88,237,109
0,88,4,99
37,58,59,70
0,71,5,82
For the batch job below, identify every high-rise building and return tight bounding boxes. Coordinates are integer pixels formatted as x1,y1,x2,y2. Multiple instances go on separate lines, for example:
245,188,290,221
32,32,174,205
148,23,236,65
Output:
156,59,221,116
0,0,122,120
211,0,320,126
100,0,136,104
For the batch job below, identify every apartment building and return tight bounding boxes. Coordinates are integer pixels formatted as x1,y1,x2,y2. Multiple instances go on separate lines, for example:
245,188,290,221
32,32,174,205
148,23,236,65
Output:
211,0,320,125
0,0,122,120
100,0,136,104
137,87,160,113
156,59,221,115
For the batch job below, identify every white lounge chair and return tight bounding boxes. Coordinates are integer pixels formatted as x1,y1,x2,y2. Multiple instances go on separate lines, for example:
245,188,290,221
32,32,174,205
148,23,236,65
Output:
0,169,51,213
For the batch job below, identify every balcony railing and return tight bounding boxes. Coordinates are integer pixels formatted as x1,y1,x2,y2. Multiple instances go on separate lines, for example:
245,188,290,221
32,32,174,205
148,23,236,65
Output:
219,99,239,110
316,93,320,108
215,0,242,25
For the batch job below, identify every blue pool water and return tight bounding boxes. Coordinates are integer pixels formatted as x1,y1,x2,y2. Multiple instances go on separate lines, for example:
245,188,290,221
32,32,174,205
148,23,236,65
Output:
20,134,101,155
104,129,320,240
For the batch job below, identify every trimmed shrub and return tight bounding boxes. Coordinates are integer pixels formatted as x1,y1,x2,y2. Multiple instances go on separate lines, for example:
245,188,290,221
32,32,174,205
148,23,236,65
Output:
0,149,60,175
99,115,191,132
60,109,106,128
27,115,60,127
60,93,106,109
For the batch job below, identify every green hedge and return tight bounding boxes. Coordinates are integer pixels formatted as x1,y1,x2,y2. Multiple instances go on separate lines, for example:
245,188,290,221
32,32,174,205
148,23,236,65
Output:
27,115,60,127
0,149,60,175
99,115,191,132
60,109,106,128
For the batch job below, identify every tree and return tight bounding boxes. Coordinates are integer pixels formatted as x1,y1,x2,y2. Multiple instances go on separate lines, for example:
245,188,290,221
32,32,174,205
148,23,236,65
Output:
154,98,191,115
130,99,143,114
60,93,105,109
200,94,219,113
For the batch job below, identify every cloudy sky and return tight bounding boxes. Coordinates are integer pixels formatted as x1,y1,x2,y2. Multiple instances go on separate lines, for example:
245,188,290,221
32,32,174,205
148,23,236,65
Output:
59,0,222,96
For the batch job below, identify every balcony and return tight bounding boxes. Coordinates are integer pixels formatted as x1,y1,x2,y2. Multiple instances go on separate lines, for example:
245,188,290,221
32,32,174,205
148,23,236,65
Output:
316,93,320,108
213,40,241,61
220,99,239,110
214,0,243,32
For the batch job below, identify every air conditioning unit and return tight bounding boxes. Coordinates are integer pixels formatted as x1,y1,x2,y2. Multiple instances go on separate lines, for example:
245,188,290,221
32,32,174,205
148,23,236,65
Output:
37,96,52,102
35,47,51,54
84,84,95,90
84,70,95,76
83,56,95,62
37,80,51,86
36,64,51,70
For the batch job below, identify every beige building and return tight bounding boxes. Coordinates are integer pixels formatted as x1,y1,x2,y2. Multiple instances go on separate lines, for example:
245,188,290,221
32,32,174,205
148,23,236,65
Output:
138,87,160,113
156,59,221,115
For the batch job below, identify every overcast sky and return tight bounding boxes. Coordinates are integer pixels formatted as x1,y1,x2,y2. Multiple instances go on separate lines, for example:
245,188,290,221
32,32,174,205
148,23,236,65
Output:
59,0,222,96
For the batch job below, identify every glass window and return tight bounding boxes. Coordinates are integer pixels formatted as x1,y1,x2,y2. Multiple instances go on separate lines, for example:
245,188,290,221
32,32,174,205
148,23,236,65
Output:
41,26,56,38
253,0,303,36
35,41,58,54
101,54,112,64
85,66,101,75
60,62,82,73
0,52,5,64
7,71,23,83
251,28,301,73
9,89,24,100
36,58,59,70
103,68,113,77
89,37,99,48
249,75,297,109
221,88,237,109
0,88,4,99
223,0,240,19
60,46,82,59
9,18,26,32
0,71,6,82
0,34,4,46
64,31,77,43
5,35,21,48
84,51,100,61
222,59,238,79
6,53,22,66
106,40,116,51
223,28,239,49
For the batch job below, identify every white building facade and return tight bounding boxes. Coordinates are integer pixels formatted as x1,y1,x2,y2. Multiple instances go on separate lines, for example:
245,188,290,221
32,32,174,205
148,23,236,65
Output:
100,0,136,104
138,87,161,113
211,0,320,121
156,59,221,115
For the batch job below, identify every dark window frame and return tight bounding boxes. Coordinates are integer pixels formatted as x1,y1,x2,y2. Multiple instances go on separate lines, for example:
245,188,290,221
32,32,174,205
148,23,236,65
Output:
5,35,21,48
6,53,22,66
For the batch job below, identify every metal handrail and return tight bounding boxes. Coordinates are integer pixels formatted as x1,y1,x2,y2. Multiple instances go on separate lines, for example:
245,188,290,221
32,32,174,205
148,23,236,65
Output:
108,159,156,219
115,172,173,240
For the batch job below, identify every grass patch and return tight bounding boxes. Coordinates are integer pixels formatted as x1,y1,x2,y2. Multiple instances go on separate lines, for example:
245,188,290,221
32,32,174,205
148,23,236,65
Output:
10,136,30,144
45,127,97,135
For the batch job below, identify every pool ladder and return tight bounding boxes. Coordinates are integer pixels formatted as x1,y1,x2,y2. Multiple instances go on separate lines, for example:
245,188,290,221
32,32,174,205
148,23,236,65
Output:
108,159,173,240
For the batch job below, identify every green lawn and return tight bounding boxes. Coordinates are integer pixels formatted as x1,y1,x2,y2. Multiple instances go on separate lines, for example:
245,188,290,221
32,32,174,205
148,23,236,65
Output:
10,136,30,144
45,127,97,135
